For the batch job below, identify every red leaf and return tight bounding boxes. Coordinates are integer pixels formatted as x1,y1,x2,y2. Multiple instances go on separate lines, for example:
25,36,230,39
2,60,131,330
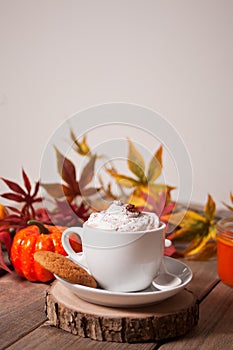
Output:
32,198,43,203
1,214,24,223
55,147,77,187
0,244,12,273
0,230,12,273
22,168,31,194
32,181,40,198
79,155,96,190
41,183,67,198
82,187,100,197
1,172,42,223
0,230,12,254
1,177,26,196
162,202,176,216
6,206,22,214
164,244,179,257
0,225,10,232
1,193,24,202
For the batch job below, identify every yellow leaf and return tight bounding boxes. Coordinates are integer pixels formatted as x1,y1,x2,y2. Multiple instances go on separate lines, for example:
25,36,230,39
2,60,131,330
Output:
127,192,148,208
147,145,163,183
182,211,207,226
169,227,202,242
98,176,118,200
222,192,233,211
183,227,217,259
230,192,233,204
107,169,140,188
208,224,217,240
70,130,91,156
222,201,233,211
188,240,217,260
182,235,205,255
148,184,176,203
166,211,206,227
127,138,146,181
204,194,216,222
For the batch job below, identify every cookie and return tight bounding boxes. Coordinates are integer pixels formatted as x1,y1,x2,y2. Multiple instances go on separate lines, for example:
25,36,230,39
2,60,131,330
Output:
34,251,97,288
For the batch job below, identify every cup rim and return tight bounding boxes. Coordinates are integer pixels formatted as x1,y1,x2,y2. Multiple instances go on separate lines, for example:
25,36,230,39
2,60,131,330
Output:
83,220,166,234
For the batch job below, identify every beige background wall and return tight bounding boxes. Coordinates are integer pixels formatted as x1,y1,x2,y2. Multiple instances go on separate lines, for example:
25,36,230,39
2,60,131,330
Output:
0,0,233,207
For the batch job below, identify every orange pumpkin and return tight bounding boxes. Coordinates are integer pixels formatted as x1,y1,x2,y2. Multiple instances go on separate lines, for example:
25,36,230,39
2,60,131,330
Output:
10,221,81,282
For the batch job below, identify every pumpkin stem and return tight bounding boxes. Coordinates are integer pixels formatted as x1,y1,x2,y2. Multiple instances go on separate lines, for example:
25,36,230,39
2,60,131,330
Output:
27,220,50,234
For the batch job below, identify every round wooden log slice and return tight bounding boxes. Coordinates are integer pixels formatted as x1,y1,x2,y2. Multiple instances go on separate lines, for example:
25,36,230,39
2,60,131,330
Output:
46,281,199,343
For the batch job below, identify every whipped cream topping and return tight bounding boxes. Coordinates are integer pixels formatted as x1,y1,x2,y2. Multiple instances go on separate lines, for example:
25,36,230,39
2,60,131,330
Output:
86,201,159,232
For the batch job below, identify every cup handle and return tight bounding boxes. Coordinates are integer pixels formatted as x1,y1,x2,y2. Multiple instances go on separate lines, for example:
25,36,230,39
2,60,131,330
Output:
62,227,88,269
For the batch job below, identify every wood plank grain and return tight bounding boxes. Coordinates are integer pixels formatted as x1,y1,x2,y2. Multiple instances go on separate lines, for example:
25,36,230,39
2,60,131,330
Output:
159,282,233,350
181,259,219,300
0,272,48,350
6,323,157,350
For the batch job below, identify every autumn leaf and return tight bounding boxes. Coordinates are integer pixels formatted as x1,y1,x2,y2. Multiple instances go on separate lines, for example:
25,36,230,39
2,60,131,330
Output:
1,169,42,218
128,184,175,212
131,190,175,219
107,169,141,188
166,211,206,230
163,194,217,260
55,147,77,188
70,129,91,156
127,138,146,182
182,225,216,260
0,230,12,273
147,145,163,183
41,149,99,203
47,200,91,227
39,183,67,199
98,175,119,201
0,170,45,269
222,192,233,211
79,155,97,189
204,194,216,222
108,139,175,204
147,183,175,203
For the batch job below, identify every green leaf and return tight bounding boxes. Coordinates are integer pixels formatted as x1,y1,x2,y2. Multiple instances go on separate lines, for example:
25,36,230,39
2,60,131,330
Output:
127,138,146,181
147,145,163,183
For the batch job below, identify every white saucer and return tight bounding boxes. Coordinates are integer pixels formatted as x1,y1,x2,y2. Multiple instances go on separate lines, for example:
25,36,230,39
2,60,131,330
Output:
54,257,192,308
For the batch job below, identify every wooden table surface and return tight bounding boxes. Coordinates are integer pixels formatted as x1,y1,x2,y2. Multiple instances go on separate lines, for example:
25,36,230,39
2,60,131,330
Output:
1,258,233,350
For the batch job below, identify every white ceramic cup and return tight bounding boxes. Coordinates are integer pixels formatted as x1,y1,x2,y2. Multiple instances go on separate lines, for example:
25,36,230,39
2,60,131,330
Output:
62,219,166,292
